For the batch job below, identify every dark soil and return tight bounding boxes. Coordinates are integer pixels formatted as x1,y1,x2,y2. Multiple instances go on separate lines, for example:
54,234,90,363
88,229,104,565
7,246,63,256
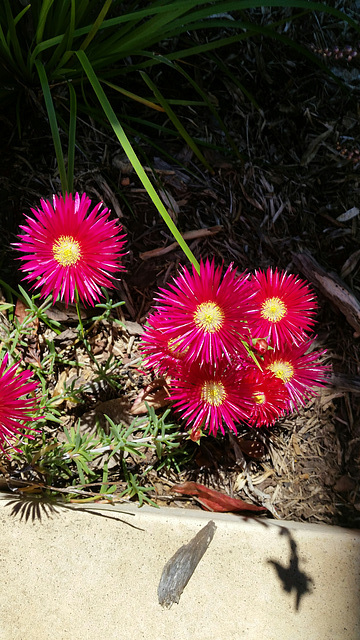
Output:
1,6,360,527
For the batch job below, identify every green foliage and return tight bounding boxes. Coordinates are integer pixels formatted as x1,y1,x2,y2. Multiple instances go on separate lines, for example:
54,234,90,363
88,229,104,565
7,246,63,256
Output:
0,279,188,502
2,1,358,271
12,404,189,505
92,289,125,325
143,404,193,473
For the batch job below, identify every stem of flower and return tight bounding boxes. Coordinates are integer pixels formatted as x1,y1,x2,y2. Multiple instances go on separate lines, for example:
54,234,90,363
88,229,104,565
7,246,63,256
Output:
74,288,84,338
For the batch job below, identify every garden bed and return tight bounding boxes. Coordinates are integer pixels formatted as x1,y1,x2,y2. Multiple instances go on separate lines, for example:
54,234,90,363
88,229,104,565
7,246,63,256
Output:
0,3,359,527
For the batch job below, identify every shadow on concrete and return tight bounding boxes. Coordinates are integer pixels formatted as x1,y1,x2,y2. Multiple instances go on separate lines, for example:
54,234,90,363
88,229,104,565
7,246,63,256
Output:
268,527,314,611
0,493,144,529
1,494,60,522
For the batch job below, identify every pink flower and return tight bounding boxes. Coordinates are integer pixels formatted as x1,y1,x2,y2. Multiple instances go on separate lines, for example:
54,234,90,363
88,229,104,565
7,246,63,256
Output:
152,260,253,365
169,359,251,437
247,267,317,348
14,192,126,306
0,354,41,455
140,313,188,376
240,366,289,427
262,340,329,411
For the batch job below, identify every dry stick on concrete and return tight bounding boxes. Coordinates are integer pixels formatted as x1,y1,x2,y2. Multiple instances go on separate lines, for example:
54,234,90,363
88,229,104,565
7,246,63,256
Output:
158,520,217,608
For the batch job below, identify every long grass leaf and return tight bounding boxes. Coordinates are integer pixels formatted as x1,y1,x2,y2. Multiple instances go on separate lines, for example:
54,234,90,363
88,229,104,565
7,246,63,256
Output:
35,60,68,193
76,50,200,272
102,80,165,112
46,0,76,73
36,0,55,45
140,71,213,173
0,23,13,65
79,0,112,52
3,0,28,77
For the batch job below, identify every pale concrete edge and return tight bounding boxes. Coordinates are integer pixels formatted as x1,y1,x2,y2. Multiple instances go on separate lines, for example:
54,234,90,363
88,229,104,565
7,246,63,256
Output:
1,491,356,539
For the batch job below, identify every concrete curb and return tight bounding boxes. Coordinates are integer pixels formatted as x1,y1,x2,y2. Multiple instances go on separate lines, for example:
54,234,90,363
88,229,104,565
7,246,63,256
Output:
0,496,359,639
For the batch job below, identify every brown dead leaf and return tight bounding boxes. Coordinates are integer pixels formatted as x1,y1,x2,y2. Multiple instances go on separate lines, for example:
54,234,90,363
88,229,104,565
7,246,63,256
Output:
130,377,171,415
15,299,39,333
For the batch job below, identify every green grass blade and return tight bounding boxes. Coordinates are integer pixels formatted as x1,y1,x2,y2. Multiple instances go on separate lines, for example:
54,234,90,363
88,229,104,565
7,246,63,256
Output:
102,80,165,112
45,0,76,74
0,22,14,65
3,0,28,77
76,50,200,272
35,60,68,193
140,71,213,173
79,0,112,51
36,0,55,45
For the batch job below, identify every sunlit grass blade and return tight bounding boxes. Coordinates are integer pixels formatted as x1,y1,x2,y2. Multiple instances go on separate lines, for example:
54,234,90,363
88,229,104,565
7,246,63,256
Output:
76,49,200,272
35,60,68,193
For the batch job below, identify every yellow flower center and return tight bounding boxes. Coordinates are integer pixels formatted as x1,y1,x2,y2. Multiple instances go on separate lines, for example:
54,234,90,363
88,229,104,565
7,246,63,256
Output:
253,392,265,405
201,381,226,406
261,297,287,323
53,236,81,266
268,359,294,383
194,302,224,333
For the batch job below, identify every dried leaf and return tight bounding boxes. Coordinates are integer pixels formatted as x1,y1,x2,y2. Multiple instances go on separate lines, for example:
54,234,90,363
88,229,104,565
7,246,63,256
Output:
300,126,333,166
171,482,267,513
159,189,180,218
341,249,360,279
158,520,216,608
236,436,265,459
15,299,38,333
336,207,359,222
130,388,172,415
130,377,171,415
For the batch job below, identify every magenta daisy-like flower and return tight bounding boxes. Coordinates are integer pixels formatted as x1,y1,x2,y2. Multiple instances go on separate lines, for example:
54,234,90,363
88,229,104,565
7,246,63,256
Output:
262,340,329,411
170,359,251,437
240,366,289,427
0,354,41,455
247,267,317,348
14,192,126,306
152,260,253,364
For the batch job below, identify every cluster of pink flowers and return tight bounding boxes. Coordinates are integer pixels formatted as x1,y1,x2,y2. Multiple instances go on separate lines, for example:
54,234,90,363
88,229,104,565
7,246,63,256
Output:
2,191,329,455
140,260,329,439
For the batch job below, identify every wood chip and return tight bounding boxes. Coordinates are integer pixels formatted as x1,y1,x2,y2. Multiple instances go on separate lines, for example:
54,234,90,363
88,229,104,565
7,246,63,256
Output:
293,251,360,334
139,226,222,260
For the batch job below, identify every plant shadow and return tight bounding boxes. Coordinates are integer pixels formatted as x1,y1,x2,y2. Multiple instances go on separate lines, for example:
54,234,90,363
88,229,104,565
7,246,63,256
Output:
267,526,314,611
0,493,143,529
